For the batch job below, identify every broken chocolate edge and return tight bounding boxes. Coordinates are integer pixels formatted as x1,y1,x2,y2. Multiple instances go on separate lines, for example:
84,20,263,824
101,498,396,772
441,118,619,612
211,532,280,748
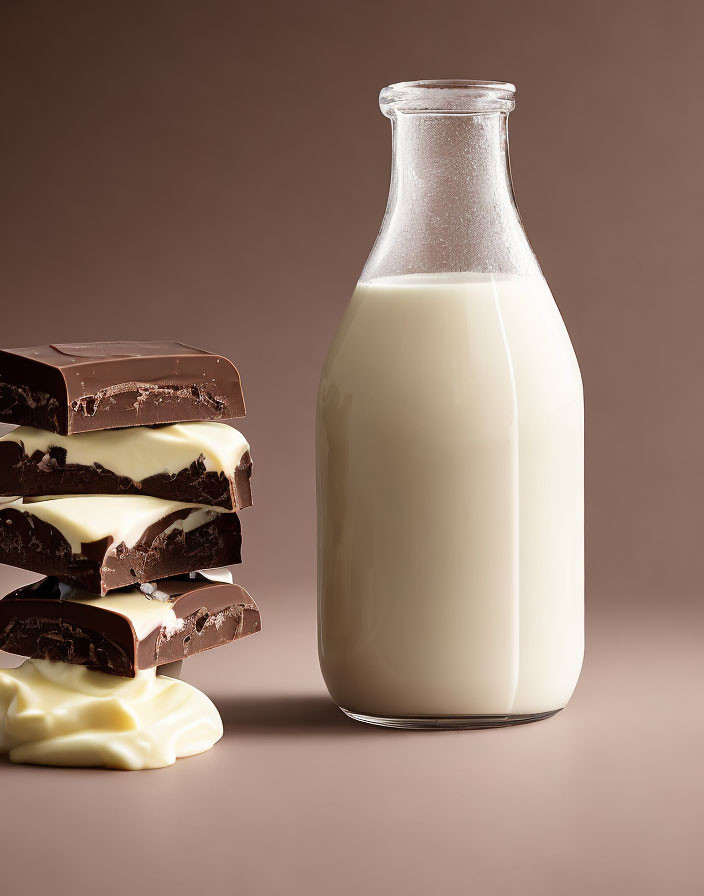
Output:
0,441,253,510
0,579,260,676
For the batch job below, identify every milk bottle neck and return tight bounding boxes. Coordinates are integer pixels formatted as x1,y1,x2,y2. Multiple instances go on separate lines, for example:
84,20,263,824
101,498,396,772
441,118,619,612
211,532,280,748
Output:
361,81,540,281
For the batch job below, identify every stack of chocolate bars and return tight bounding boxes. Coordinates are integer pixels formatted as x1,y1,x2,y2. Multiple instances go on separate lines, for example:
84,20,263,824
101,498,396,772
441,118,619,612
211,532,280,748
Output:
0,342,260,680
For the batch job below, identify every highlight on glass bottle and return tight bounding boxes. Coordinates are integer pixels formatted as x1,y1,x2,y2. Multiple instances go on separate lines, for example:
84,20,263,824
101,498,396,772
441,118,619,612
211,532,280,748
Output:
317,81,584,729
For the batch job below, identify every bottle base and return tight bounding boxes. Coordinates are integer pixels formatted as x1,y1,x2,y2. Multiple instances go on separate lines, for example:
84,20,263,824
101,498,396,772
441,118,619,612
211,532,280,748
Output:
341,708,562,730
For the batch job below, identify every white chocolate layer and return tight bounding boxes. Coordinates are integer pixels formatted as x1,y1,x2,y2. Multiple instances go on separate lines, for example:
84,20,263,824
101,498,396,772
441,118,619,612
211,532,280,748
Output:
0,422,250,481
0,659,222,770
190,567,233,585
5,495,224,554
66,588,184,639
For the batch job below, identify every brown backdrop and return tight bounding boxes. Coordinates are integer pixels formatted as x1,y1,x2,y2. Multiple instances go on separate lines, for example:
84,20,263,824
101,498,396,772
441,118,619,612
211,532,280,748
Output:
0,3,701,894
1,0,701,609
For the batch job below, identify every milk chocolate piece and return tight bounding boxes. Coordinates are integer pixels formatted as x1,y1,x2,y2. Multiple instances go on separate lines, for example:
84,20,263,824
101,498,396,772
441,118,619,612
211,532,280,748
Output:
0,342,245,434
0,496,241,595
0,427,253,510
0,576,260,677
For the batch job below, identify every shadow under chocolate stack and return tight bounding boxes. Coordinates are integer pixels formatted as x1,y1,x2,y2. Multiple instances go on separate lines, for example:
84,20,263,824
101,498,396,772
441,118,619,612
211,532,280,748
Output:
0,341,260,679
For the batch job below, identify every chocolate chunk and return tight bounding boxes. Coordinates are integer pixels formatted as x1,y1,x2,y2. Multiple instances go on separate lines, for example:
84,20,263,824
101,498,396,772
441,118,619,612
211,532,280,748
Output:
0,496,241,595
0,439,253,510
0,576,260,677
0,342,245,434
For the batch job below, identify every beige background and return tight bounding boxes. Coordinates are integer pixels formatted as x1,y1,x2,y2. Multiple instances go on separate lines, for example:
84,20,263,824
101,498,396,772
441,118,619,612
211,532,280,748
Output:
0,1,701,894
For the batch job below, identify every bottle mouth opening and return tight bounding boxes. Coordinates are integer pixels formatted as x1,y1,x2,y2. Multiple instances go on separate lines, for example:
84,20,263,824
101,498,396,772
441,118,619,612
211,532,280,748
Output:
380,80,516,116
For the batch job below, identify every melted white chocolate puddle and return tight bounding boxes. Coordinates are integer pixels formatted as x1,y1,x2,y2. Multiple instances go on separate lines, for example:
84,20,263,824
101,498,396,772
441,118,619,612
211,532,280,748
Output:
0,659,222,770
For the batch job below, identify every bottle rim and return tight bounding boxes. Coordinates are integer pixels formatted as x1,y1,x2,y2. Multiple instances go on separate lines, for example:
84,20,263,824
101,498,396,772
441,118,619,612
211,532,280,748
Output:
380,80,516,116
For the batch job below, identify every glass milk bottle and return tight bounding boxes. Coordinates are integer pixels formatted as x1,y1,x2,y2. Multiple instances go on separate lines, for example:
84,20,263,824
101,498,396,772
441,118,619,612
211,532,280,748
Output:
316,81,583,728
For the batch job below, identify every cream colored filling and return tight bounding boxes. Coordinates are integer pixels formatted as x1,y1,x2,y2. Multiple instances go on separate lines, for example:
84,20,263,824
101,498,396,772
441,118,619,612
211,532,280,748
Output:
1,421,249,481
190,567,233,584
65,587,184,639
0,659,223,770
4,494,224,554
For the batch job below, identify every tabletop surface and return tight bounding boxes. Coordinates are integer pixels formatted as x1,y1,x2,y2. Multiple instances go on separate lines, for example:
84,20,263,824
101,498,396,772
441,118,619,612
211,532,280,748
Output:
0,575,701,896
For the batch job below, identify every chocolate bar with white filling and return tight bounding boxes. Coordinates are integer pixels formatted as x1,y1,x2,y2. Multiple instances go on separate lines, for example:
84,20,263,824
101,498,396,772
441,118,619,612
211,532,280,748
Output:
0,575,260,677
0,342,245,435
0,495,241,595
0,422,252,510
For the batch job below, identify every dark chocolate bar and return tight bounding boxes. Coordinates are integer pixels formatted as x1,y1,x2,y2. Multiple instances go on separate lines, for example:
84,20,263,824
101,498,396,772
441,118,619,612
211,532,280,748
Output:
0,342,245,434
0,496,241,595
0,425,253,510
0,576,260,677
